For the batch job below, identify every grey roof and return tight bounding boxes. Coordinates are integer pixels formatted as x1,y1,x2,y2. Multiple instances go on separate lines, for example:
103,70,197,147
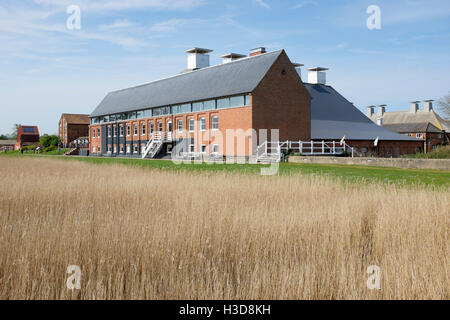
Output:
305,83,418,141
369,109,450,132
90,50,283,117
383,122,442,133
0,140,15,145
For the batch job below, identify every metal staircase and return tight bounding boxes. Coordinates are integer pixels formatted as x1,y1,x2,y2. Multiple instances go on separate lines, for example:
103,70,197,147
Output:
142,132,171,159
256,140,354,163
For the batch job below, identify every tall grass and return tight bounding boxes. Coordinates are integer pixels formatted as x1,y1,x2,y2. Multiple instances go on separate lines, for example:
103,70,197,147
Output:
0,157,448,299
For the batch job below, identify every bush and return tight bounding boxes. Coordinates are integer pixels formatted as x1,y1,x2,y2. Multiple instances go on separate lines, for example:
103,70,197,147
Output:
402,145,450,159
44,146,57,153
40,134,60,149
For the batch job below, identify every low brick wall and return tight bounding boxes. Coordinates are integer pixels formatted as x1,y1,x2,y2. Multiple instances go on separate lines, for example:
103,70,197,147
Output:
288,156,450,171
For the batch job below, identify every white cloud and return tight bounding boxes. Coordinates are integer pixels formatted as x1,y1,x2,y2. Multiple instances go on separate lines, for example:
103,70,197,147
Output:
33,0,204,11
252,0,270,9
99,19,134,31
293,0,318,10
150,19,192,32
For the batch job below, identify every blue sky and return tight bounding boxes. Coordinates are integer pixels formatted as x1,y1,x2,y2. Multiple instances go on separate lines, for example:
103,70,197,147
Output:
1,0,449,135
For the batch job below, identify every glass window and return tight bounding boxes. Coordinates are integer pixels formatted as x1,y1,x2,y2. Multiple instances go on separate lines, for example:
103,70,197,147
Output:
189,144,194,153
189,118,195,132
172,105,180,114
129,112,137,120
244,94,251,106
200,117,206,131
120,146,124,153
92,128,95,138
113,145,117,153
110,115,116,122
180,103,191,113
108,127,111,137
134,145,138,153
149,122,154,133
212,144,219,153
211,116,219,130
119,126,124,136
177,119,183,132
114,126,118,137
192,102,203,112
127,145,131,153
203,99,216,110
217,98,230,109
230,95,245,107
134,124,138,135
143,109,152,118
103,115,109,123
127,125,130,136
116,114,123,121
157,122,163,132
136,111,144,119
201,145,206,153
142,124,146,135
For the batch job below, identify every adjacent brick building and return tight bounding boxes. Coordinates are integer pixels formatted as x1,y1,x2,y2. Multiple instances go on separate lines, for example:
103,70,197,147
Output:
59,113,90,147
367,101,450,153
15,126,40,150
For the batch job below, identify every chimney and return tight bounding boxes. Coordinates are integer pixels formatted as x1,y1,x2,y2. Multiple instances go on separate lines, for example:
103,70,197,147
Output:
250,47,266,56
307,67,328,85
221,53,246,64
366,106,375,118
423,99,434,112
292,63,304,79
410,101,420,113
377,104,386,117
184,47,213,71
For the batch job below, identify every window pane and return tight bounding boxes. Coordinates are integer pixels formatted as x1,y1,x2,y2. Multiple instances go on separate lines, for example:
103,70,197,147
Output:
189,119,194,131
192,102,203,112
136,111,143,119
217,98,230,109
212,116,219,129
172,105,181,114
180,103,191,113
244,94,251,106
203,99,216,110
229,95,245,107
129,112,137,120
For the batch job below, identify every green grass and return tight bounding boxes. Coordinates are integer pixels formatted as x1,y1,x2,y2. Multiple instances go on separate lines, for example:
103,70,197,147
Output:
1,152,449,188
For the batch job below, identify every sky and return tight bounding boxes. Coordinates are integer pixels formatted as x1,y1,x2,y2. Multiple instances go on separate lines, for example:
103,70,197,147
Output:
0,0,449,135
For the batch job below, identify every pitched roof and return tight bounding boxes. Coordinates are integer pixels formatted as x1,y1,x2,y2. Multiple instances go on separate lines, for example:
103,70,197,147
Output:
369,109,450,132
62,114,90,124
383,122,442,133
305,83,418,141
0,140,16,145
90,50,284,117
18,126,39,136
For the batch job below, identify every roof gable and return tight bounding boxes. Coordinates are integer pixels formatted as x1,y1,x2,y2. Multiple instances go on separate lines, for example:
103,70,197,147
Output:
90,50,284,117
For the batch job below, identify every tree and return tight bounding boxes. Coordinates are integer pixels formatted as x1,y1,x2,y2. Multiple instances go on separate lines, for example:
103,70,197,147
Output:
437,91,450,120
40,134,60,148
11,124,21,139
0,134,9,140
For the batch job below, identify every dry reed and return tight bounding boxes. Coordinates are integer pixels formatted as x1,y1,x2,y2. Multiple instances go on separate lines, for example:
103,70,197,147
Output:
0,157,448,299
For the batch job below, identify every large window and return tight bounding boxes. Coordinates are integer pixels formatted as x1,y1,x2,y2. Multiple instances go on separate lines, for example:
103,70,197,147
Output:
177,119,183,132
142,123,146,136
157,122,163,132
127,125,130,136
189,118,195,132
200,117,206,131
203,99,216,110
217,98,230,109
92,128,95,138
108,127,111,137
149,122,154,133
134,124,138,136
212,144,219,153
114,126,118,137
119,126,124,137
211,116,219,130
192,102,203,112
229,95,245,107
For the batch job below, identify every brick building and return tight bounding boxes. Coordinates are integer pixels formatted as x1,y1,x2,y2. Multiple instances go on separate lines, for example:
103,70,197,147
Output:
88,47,421,159
367,101,450,153
59,114,90,147
89,48,310,158
15,126,40,150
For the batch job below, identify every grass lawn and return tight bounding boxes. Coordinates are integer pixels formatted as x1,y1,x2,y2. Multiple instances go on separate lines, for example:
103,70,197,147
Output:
1,152,449,188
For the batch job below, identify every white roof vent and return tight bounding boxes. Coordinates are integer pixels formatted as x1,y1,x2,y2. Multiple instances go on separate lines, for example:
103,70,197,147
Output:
423,99,434,112
292,63,304,79
185,47,213,71
307,67,328,85
221,53,246,64
410,101,420,114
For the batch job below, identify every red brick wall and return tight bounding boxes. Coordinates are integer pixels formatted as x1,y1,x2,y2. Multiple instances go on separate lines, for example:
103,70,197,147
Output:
252,50,311,144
